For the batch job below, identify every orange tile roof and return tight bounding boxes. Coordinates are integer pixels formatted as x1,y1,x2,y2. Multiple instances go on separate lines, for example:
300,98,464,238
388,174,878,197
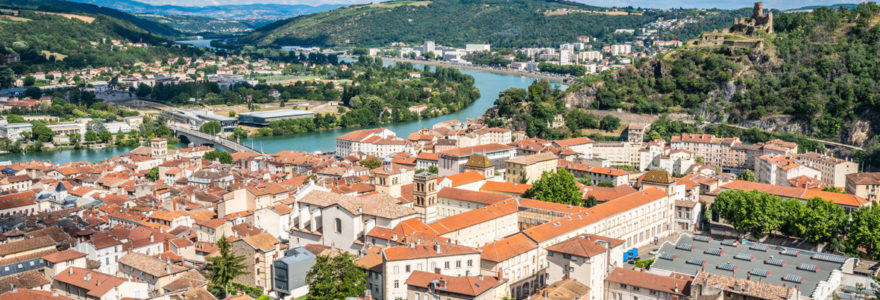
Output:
605,268,691,296
382,242,479,261
405,271,502,297
429,200,518,234
480,233,538,262
553,137,593,147
480,181,531,195
42,249,86,263
523,188,667,243
0,289,72,300
438,143,513,157
720,180,868,207
443,170,485,187
437,188,512,205
53,267,127,298
545,234,624,258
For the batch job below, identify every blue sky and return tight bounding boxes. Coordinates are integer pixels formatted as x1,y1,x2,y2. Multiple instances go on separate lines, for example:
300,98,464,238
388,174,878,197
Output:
133,0,867,10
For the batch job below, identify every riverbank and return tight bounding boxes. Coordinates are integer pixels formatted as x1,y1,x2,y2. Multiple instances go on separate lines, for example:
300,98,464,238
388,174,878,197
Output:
346,56,572,82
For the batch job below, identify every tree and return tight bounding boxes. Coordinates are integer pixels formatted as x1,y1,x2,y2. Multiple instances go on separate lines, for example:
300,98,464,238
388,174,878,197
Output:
582,195,598,207
846,205,880,259
232,127,248,139
712,190,784,238
427,165,438,174
98,130,112,143
25,87,41,99
523,169,582,205
306,252,367,300
84,130,98,143
736,170,756,182
146,167,159,181
204,150,234,164
359,157,382,169
0,68,14,88
68,132,81,145
200,121,223,135
228,111,236,117
799,197,846,247
205,236,248,298
5,115,25,123
599,115,620,131
23,76,35,87
31,124,53,142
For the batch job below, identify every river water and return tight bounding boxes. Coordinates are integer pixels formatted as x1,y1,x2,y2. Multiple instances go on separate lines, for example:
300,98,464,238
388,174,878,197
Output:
1,61,560,164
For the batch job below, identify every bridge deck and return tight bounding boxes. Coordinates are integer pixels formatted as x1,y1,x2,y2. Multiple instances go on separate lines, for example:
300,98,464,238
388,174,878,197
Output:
171,126,259,154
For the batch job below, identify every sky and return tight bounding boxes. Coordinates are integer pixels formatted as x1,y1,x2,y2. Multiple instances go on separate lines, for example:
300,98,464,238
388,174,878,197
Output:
132,0,867,10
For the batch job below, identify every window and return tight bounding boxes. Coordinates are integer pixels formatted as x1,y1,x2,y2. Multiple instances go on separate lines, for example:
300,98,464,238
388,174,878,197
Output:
406,265,411,272
335,218,342,233
394,280,399,288
444,261,450,269
393,266,399,274
467,259,473,267
456,260,461,268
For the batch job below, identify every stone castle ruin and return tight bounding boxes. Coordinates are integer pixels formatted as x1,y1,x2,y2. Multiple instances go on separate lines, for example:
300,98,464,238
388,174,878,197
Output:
693,2,772,48
731,2,774,34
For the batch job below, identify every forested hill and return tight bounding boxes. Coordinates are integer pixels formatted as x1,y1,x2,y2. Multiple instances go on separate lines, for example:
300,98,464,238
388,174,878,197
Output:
574,3,880,154
0,0,180,37
0,9,199,74
239,0,747,48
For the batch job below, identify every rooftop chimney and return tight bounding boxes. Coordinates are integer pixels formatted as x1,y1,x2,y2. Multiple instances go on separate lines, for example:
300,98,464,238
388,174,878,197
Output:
434,243,442,254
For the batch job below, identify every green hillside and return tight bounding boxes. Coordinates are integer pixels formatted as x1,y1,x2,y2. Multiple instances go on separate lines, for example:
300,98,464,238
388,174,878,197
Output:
0,9,198,75
240,0,746,48
0,0,180,37
484,3,880,164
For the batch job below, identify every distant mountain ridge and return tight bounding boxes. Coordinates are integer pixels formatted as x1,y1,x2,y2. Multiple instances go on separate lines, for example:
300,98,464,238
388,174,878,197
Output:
68,0,344,20
240,0,746,48
0,0,181,36
785,3,860,11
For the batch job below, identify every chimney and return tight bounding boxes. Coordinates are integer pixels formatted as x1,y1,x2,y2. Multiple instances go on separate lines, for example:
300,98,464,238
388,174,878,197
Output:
434,243,441,254
84,272,91,282
477,274,483,280
69,268,74,275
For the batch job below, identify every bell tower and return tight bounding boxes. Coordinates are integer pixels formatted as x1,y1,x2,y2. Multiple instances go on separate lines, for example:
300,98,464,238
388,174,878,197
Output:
413,173,438,224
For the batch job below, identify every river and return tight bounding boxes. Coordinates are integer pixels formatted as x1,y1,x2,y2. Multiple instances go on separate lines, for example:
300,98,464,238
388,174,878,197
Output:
0,61,560,164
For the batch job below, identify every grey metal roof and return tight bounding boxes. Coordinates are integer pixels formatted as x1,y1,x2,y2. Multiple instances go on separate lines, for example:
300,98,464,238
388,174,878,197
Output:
239,109,313,119
651,234,853,298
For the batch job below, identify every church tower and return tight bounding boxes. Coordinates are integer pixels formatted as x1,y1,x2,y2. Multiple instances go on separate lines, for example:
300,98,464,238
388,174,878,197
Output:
413,173,438,224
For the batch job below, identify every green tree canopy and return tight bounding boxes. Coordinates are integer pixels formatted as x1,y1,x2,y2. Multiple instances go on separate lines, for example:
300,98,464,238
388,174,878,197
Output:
204,150,234,164
712,190,784,238
846,205,880,259
736,170,756,182
359,156,382,169
205,236,248,298
146,167,159,181
200,121,223,135
523,169,582,206
306,252,367,300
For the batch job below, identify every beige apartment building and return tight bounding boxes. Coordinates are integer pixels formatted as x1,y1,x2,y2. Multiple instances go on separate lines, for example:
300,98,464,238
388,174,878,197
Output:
479,233,540,299
755,154,822,187
604,268,692,300
504,153,559,184
592,141,641,167
382,242,482,300
846,172,880,203
670,134,741,168
798,151,858,188
370,163,414,198
231,233,282,293
546,234,625,300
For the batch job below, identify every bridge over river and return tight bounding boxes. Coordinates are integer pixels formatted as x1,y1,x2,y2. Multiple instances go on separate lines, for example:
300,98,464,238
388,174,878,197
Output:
171,126,259,154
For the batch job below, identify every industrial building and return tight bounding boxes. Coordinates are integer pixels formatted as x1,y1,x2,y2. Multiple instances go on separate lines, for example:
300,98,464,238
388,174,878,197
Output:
165,109,238,132
237,109,314,126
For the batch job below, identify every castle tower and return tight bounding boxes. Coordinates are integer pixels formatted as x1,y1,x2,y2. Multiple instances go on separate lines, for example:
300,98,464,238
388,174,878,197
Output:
150,138,168,159
753,2,764,18
413,173,438,224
